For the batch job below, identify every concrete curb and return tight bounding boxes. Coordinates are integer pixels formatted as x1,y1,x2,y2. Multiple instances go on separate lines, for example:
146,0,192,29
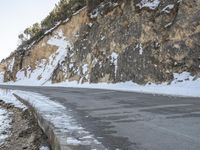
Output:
14,94,72,150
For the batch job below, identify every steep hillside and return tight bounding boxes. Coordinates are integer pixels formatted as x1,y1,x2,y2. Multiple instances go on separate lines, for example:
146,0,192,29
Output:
1,0,200,85
0,64,6,82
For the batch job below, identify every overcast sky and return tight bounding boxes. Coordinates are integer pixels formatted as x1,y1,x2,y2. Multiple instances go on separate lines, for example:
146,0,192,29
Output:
0,0,60,61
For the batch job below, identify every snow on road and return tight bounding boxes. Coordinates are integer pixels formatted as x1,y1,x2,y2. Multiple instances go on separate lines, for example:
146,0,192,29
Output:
0,108,11,146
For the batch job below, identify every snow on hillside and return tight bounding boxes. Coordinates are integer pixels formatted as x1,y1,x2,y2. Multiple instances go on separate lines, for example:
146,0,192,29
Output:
7,58,15,72
15,30,72,85
0,30,199,98
1,31,199,98
45,72,200,97
136,0,160,10
0,72,4,83
2,71,200,97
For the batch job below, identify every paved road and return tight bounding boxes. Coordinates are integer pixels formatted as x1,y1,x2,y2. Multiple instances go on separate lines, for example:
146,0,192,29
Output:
0,85,200,150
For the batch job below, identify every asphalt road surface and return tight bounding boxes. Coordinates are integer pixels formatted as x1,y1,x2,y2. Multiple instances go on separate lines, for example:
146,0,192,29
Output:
0,85,200,150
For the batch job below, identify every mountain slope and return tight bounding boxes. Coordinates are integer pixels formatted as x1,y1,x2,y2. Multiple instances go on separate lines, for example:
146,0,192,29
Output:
1,0,200,86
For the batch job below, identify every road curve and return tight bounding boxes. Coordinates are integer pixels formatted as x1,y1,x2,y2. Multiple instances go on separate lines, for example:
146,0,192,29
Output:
0,85,200,150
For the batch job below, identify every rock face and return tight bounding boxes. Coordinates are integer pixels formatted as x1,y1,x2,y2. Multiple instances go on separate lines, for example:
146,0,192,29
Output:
1,0,200,85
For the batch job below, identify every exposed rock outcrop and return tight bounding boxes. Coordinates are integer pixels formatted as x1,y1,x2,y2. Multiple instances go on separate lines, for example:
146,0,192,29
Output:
1,0,200,85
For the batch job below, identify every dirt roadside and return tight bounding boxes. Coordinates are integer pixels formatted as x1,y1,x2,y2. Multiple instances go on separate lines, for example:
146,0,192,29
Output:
0,100,51,150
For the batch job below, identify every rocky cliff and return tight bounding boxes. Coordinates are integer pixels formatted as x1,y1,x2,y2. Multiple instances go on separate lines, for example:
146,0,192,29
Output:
1,0,200,85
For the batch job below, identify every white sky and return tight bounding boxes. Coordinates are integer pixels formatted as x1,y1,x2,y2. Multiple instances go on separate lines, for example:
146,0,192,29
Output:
0,0,60,61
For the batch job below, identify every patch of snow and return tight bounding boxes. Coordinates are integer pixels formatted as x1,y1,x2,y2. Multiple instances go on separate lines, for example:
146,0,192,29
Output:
172,72,194,83
88,23,93,28
111,52,118,74
164,22,172,28
13,30,72,85
82,64,88,74
39,146,49,150
0,89,26,109
0,108,11,146
0,72,4,83
111,52,118,63
69,63,74,69
90,9,99,19
44,21,62,35
100,36,105,41
162,4,174,13
66,137,82,145
63,18,69,23
136,0,160,10
136,43,143,55
7,58,15,72
12,90,104,148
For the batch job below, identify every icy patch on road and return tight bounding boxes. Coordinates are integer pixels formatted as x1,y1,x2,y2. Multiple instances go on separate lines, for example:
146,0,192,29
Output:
0,89,26,109
13,90,105,149
0,108,11,146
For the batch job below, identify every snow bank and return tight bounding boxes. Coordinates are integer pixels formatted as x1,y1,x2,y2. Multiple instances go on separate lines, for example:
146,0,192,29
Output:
0,108,11,146
0,89,26,109
13,90,104,148
2,72,200,97
45,72,200,98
